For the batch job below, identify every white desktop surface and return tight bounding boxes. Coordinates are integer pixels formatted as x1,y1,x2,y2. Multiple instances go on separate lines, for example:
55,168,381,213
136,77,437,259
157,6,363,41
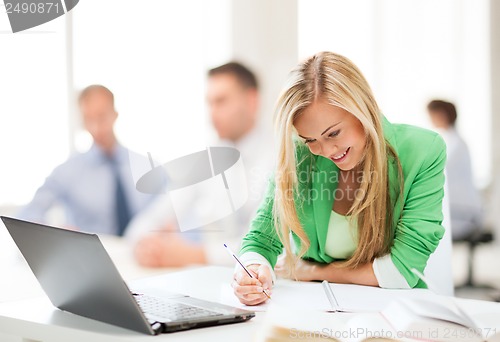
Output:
1,227,499,342
3,265,500,342
0,266,268,342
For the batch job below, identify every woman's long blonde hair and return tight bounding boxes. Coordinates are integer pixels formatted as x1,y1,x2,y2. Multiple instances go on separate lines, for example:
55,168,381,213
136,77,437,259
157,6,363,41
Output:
273,52,401,276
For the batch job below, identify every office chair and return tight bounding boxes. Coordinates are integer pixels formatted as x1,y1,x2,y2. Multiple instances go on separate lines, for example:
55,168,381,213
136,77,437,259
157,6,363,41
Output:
454,227,500,301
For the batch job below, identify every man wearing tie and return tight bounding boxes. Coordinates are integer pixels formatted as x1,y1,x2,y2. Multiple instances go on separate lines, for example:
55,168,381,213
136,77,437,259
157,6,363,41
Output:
18,85,157,235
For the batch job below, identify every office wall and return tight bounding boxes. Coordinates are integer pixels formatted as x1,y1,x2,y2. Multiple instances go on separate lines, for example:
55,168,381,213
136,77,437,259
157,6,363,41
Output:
491,0,500,179
71,0,232,163
490,0,500,239
0,0,494,209
298,0,491,188
230,0,298,129
0,17,69,205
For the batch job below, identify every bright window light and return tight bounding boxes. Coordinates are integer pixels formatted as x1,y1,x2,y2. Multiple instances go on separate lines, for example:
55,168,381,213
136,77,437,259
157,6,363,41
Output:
0,15,69,205
298,0,490,187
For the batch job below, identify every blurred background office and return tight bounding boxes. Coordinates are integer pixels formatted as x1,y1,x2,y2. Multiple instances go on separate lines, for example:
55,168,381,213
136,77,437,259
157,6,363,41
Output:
427,100,483,241
128,61,275,268
16,85,160,236
1,0,499,299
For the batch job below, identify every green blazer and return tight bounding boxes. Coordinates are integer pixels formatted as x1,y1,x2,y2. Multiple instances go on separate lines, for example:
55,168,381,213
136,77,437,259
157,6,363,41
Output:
240,116,447,288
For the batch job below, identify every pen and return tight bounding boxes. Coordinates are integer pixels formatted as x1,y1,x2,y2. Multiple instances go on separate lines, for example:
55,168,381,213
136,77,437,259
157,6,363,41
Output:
322,280,342,312
223,243,271,299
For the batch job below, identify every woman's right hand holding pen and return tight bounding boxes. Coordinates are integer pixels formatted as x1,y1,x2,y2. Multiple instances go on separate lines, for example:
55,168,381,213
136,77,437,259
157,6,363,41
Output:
232,264,273,306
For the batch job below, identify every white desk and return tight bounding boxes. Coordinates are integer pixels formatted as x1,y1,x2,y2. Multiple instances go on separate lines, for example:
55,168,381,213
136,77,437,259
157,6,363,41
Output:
1,220,499,342
0,266,269,342
1,266,500,342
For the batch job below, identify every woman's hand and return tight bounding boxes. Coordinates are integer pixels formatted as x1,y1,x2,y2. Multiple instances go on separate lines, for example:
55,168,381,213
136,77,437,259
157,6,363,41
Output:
275,258,324,281
232,264,273,306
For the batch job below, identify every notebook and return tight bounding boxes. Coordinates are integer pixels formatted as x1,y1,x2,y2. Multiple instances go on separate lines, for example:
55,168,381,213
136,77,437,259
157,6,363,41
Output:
253,294,500,342
221,278,434,312
381,296,500,342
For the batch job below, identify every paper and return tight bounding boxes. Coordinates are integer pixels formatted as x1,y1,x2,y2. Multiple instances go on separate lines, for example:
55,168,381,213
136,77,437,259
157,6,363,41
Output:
220,279,435,313
329,283,435,312
220,280,330,312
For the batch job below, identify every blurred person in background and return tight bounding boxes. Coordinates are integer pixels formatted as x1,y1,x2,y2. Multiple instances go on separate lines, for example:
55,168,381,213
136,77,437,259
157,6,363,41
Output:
427,99,483,240
18,85,158,236
127,62,274,267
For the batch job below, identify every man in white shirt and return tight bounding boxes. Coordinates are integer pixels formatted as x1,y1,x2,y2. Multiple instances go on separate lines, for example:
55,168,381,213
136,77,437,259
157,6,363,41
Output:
127,62,274,266
427,99,483,240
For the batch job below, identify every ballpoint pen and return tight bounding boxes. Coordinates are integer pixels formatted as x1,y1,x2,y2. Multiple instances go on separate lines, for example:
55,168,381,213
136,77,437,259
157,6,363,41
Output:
322,280,343,312
223,243,271,299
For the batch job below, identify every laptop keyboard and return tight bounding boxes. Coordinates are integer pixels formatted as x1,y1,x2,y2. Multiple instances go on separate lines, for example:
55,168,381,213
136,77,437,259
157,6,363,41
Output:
134,294,223,323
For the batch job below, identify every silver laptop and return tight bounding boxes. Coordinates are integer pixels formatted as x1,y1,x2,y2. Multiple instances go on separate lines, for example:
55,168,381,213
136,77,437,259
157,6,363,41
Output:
1,216,255,335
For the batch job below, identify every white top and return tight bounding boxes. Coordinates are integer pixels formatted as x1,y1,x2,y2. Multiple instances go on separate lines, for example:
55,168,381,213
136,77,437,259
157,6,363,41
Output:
324,210,358,259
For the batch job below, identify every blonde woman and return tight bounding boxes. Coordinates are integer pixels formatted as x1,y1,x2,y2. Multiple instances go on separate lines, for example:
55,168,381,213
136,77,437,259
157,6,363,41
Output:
232,52,447,306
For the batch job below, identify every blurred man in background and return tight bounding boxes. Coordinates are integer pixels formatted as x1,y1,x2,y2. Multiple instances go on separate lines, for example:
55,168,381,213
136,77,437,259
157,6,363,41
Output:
18,85,158,236
427,99,483,240
127,62,274,266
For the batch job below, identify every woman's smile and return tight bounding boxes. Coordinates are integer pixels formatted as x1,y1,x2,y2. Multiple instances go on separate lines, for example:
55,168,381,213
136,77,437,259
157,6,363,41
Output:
330,147,350,163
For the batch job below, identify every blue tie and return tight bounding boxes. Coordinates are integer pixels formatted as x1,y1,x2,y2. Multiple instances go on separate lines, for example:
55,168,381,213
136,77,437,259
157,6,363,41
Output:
109,155,131,236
